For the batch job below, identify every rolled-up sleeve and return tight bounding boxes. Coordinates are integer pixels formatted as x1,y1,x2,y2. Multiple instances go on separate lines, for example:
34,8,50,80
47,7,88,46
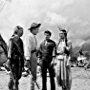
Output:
24,35,32,60
52,43,57,57
8,39,13,59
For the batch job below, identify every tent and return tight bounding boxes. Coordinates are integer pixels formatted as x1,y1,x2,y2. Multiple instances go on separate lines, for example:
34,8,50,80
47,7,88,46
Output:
0,34,7,66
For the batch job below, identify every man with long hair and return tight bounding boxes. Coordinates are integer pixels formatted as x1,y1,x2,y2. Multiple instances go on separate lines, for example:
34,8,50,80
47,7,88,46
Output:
56,29,72,90
8,25,24,90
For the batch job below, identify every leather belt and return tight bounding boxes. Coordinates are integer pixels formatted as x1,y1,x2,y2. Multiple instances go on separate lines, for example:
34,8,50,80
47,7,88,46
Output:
57,53,65,55
31,49,36,53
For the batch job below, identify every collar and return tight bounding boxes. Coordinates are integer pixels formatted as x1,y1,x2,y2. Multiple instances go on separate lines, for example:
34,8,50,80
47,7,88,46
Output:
59,38,65,42
29,32,36,37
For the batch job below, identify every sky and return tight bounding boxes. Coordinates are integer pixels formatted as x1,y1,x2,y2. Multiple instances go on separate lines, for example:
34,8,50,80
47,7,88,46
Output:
0,0,90,47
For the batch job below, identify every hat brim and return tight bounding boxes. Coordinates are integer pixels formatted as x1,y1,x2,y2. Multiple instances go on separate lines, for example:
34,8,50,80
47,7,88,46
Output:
28,23,41,30
59,29,67,33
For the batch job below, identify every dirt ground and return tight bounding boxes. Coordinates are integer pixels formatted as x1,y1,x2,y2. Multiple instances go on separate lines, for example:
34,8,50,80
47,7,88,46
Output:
0,67,90,90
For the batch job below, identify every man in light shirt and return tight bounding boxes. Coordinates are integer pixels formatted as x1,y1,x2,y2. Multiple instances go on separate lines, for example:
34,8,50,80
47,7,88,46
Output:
24,22,41,90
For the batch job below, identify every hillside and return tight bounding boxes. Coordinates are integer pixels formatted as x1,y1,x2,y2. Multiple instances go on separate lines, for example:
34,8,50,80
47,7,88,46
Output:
81,40,90,51
72,40,90,58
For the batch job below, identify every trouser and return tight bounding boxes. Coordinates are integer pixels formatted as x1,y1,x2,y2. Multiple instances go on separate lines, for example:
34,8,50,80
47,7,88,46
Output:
30,75,36,90
8,72,19,90
28,66,37,90
66,65,72,90
55,56,72,90
8,62,22,90
41,61,55,90
30,52,37,90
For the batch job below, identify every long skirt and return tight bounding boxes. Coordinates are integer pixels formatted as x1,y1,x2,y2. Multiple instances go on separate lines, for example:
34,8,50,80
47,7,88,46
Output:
55,55,72,90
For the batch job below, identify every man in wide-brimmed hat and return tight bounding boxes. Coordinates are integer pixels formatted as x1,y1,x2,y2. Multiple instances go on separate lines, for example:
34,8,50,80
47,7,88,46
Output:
24,22,41,90
28,23,41,31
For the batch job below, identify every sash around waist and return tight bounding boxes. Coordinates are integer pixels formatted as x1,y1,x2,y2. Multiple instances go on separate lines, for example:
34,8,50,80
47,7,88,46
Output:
56,54,66,60
56,52,65,55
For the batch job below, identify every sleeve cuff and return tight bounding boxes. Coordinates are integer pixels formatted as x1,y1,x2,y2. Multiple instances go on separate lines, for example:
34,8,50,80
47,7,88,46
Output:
8,57,11,59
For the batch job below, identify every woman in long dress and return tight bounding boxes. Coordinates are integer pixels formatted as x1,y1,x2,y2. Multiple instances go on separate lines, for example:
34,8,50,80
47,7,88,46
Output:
55,29,72,90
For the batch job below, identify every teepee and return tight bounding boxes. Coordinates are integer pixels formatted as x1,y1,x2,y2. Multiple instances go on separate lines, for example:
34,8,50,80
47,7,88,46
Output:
0,34,7,66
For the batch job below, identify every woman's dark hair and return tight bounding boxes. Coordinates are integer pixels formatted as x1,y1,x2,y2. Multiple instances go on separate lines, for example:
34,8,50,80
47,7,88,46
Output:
60,29,67,37
44,30,51,36
60,29,68,46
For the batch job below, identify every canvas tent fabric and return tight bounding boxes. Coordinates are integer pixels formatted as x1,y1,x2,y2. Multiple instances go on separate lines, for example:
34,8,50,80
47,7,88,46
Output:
0,45,7,66
0,35,7,66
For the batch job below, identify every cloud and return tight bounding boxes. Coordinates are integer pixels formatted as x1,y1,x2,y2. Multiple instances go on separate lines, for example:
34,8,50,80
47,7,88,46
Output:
51,0,75,11
0,0,75,27
0,0,90,47
72,39,85,47
70,17,82,24
44,12,67,25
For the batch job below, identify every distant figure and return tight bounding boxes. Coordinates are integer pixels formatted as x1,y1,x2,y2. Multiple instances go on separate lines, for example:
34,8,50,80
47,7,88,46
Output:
24,22,41,90
84,52,90,70
77,50,86,66
38,30,56,90
8,26,24,90
56,29,72,90
0,34,7,67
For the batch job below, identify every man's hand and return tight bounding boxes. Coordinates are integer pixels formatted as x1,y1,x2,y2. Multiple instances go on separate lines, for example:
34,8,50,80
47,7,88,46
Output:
3,59,11,71
50,60,55,67
24,60,30,68
23,60,30,77
50,56,57,66
37,58,42,67
6,59,11,68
